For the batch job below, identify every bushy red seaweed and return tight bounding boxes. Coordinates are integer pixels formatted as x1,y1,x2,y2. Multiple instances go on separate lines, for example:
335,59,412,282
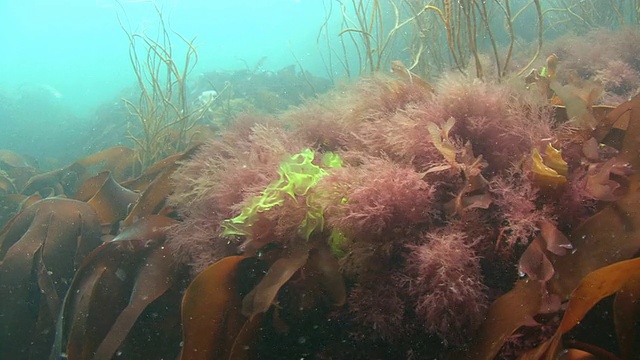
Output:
315,157,435,239
406,229,489,346
543,28,640,104
168,118,307,273
167,58,634,357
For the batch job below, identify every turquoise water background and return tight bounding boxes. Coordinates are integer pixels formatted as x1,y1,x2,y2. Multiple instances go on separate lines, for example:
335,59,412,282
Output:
0,0,332,117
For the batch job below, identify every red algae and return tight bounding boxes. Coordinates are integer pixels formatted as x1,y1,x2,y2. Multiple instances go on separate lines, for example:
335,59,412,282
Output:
406,229,489,346
166,68,625,356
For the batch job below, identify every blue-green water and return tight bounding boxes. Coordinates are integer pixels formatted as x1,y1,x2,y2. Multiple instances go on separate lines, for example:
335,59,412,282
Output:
0,0,633,165
0,0,338,162
0,0,331,115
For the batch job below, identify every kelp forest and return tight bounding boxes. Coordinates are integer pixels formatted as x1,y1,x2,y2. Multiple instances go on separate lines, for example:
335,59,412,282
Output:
2,0,640,359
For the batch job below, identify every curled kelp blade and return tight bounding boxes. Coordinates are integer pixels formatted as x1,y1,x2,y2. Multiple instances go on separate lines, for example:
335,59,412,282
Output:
612,270,640,359
453,280,543,360
592,94,640,147
520,258,640,360
92,243,181,360
21,162,86,197
543,94,640,298
0,150,36,189
241,241,311,318
0,171,17,194
458,94,640,360
0,149,32,168
113,214,178,245
84,172,139,230
121,152,185,192
0,198,102,359
76,146,138,182
180,255,248,360
56,241,143,360
53,216,182,360
124,145,202,226
549,162,640,296
0,193,28,230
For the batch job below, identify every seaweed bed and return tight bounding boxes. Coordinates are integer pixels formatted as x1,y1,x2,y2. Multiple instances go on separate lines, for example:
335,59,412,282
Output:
2,51,640,360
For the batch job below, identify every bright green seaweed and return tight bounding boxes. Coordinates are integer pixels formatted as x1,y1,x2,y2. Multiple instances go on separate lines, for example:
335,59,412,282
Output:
222,148,342,240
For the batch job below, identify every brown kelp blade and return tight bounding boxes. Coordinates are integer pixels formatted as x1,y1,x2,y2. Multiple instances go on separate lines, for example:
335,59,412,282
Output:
21,162,86,196
592,94,640,146
58,242,142,360
85,172,140,230
112,214,178,245
547,94,640,298
613,270,640,359
0,171,17,194
0,198,102,359
548,173,640,297
123,144,202,226
0,193,27,230
180,255,248,360
520,258,640,360
92,243,180,360
454,280,543,360
241,241,311,318
76,146,137,182
0,149,35,189
121,152,184,192
54,216,181,360
227,313,265,360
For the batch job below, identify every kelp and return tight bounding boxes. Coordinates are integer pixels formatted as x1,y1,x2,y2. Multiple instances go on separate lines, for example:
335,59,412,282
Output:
19,146,138,199
243,241,345,319
242,242,311,318
0,142,203,359
180,255,251,360
21,162,85,196
457,94,640,359
0,149,32,169
453,280,543,360
613,269,640,359
83,172,140,231
520,258,640,359
123,144,202,226
0,150,36,192
549,94,640,298
0,198,103,359
0,170,17,194
52,215,183,360
121,151,184,192
180,241,345,359
76,146,137,182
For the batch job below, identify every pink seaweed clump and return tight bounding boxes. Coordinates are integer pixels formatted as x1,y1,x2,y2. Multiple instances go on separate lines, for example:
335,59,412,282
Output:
346,272,408,341
405,229,488,346
489,172,555,247
315,157,435,239
595,60,640,94
434,75,554,172
167,117,307,274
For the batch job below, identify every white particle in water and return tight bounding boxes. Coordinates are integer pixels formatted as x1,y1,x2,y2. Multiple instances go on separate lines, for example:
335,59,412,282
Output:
115,268,127,281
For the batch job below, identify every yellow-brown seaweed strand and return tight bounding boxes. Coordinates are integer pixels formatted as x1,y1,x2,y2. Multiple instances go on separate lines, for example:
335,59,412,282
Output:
517,0,544,76
426,0,464,73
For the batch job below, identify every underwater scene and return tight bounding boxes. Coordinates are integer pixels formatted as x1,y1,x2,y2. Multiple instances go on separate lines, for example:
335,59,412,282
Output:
2,0,640,359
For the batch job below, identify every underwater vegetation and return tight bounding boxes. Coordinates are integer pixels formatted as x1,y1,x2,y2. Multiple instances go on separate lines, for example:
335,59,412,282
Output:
3,0,640,358
2,37,640,357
